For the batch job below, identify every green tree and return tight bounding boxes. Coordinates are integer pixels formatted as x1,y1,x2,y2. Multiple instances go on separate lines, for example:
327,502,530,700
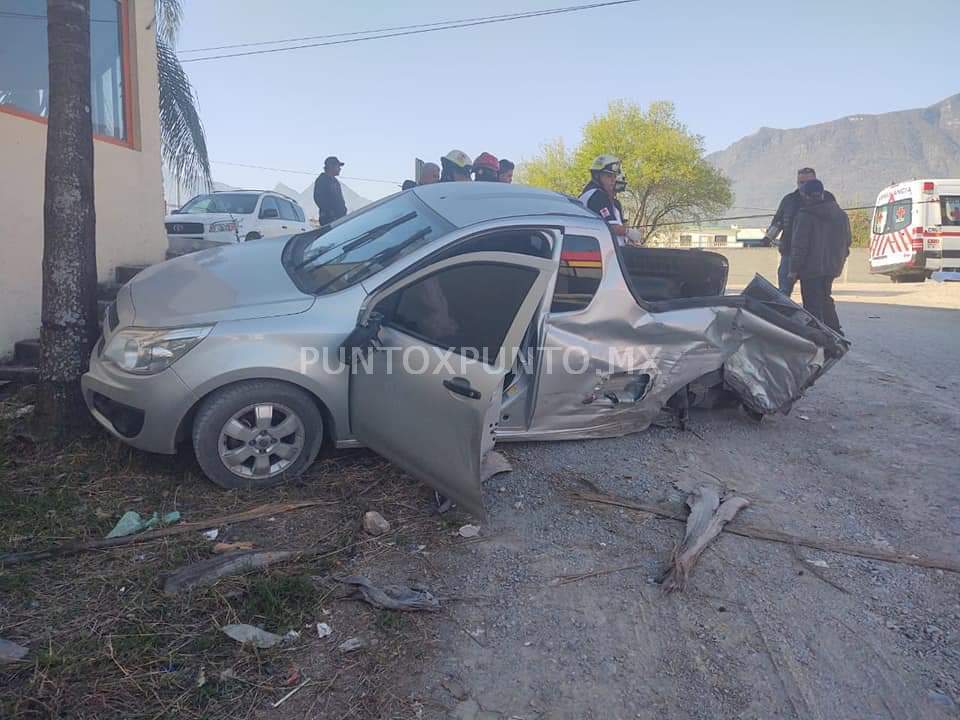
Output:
155,0,211,190
848,208,872,248
519,101,733,241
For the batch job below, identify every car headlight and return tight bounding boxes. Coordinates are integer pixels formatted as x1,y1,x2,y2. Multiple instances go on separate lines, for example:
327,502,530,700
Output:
208,221,237,233
102,326,213,375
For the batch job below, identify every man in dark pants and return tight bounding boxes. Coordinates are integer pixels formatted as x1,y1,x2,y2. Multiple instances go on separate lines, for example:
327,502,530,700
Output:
764,168,835,296
313,156,347,225
789,179,851,334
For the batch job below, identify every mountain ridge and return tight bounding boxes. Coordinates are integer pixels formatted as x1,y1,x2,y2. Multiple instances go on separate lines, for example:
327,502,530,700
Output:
709,93,960,212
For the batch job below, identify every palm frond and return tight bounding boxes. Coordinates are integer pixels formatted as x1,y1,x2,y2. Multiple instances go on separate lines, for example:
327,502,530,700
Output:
154,0,182,47
157,37,211,191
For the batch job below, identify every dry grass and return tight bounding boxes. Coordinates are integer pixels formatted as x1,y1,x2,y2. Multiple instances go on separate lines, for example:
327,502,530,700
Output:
0,392,458,719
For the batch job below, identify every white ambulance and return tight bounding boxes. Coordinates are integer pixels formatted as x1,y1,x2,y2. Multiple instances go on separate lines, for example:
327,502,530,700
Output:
869,179,960,281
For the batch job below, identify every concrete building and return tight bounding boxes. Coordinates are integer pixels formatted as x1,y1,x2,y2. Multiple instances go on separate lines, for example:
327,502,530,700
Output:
650,225,769,249
0,0,165,356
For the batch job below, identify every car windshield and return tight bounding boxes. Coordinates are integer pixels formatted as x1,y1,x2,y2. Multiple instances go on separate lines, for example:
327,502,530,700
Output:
284,192,454,295
178,193,259,215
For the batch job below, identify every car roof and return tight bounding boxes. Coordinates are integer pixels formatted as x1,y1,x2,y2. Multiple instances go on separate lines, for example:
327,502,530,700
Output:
210,189,303,206
412,182,597,228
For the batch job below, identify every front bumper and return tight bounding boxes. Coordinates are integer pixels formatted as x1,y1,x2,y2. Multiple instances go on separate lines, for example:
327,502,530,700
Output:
167,234,236,256
82,349,197,454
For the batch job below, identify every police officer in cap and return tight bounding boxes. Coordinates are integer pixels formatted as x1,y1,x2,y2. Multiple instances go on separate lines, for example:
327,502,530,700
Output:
580,155,628,244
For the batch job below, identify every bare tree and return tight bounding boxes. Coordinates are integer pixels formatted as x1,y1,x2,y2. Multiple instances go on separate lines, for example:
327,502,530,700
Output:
35,0,98,435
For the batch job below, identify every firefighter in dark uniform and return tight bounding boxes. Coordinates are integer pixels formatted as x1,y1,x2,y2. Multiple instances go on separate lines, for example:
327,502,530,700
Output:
579,155,628,244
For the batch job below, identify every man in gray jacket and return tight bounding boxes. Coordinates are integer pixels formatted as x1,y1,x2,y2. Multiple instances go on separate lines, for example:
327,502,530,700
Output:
313,156,347,225
788,179,851,334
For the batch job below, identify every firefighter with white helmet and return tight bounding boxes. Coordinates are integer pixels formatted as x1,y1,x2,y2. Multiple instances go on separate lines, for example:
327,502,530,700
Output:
580,155,628,243
440,150,473,182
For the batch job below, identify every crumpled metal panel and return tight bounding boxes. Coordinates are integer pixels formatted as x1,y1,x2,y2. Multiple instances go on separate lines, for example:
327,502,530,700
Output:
517,274,842,441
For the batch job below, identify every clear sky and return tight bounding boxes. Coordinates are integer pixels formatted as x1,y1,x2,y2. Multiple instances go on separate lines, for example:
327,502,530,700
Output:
176,0,958,201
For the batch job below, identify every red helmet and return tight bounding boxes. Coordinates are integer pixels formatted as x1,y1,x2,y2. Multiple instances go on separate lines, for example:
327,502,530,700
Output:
473,152,500,174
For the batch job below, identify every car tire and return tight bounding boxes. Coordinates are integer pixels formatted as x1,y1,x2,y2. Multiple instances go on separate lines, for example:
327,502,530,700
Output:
192,380,324,490
244,232,262,242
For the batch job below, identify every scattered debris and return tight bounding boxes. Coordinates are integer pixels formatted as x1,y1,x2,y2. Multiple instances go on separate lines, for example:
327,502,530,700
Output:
0,404,34,421
481,450,513,482
272,678,312,708
809,559,830,568
284,629,301,641
316,622,332,638
338,637,366,653
212,541,254,554
201,528,219,540
339,575,440,611
661,485,749,593
163,550,300,594
363,510,391,536
1,500,325,566
194,666,207,689
798,415,810,421
458,524,481,539
571,489,960,574
221,624,285,649
0,638,28,664
106,510,181,539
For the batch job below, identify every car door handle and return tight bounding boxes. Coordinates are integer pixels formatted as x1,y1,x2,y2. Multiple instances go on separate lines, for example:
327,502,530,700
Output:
443,377,481,400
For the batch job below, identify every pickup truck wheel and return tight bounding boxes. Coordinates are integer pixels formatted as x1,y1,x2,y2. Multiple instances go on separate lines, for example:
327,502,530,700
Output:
192,381,323,490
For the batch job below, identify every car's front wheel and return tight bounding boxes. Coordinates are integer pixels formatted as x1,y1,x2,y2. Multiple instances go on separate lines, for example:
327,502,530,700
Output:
192,380,324,489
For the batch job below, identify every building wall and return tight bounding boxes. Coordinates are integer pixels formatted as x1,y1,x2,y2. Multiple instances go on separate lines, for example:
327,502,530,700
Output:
0,0,165,356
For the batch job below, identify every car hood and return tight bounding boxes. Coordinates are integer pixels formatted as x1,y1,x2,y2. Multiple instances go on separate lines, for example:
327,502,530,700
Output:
128,237,314,326
164,212,250,227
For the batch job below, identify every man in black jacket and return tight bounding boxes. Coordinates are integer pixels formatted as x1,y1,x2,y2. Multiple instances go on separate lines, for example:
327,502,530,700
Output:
765,168,835,295
313,156,347,225
788,179,851,334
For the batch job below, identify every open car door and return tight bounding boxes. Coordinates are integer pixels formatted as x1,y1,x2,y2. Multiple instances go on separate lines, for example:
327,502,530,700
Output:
347,250,556,518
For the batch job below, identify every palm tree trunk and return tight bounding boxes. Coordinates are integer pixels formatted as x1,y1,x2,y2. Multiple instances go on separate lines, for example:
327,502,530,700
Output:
36,0,98,436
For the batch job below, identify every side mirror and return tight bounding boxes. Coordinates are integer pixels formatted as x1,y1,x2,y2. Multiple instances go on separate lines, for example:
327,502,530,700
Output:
261,208,279,219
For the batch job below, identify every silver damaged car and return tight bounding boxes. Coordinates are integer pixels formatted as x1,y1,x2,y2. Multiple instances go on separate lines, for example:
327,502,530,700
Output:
82,182,849,517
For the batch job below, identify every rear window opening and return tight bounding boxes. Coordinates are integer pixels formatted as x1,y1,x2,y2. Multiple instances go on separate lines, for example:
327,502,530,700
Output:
618,247,729,304
872,199,912,234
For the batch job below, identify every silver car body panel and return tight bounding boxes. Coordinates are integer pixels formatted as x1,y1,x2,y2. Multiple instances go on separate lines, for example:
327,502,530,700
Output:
128,238,314,327
350,251,556,518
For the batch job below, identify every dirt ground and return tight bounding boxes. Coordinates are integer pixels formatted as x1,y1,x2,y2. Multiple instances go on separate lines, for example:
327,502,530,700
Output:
2,282,958,719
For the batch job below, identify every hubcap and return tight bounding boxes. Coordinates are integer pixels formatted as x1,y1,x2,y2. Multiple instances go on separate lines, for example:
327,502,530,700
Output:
218,402,304,479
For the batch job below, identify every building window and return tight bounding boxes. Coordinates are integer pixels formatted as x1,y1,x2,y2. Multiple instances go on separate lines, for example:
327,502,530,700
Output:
0,0,130,143
713,235,727,246
678,234,692,247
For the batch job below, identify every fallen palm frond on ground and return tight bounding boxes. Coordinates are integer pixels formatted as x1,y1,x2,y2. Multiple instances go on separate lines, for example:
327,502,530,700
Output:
660,486,750,593
570,489,960,574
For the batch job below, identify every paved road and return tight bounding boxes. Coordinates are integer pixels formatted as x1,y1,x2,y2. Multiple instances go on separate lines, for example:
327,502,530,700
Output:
403,285,960,719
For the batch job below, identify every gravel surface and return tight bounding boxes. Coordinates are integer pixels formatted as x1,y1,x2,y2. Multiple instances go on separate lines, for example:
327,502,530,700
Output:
398,287,960,719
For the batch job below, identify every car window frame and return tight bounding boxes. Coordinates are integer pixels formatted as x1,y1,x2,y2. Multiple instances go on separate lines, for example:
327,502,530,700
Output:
374,260,542,366
259,195,280,219
276,197,299,221
549,234,604,315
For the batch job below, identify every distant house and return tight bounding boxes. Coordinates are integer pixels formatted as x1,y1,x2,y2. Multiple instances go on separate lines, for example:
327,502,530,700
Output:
0,0,165,356
650,225,769,249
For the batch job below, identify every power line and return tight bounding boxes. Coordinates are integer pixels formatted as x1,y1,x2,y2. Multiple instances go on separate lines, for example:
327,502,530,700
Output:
178,4,593,54
180,0,643,63
210,160,403,186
